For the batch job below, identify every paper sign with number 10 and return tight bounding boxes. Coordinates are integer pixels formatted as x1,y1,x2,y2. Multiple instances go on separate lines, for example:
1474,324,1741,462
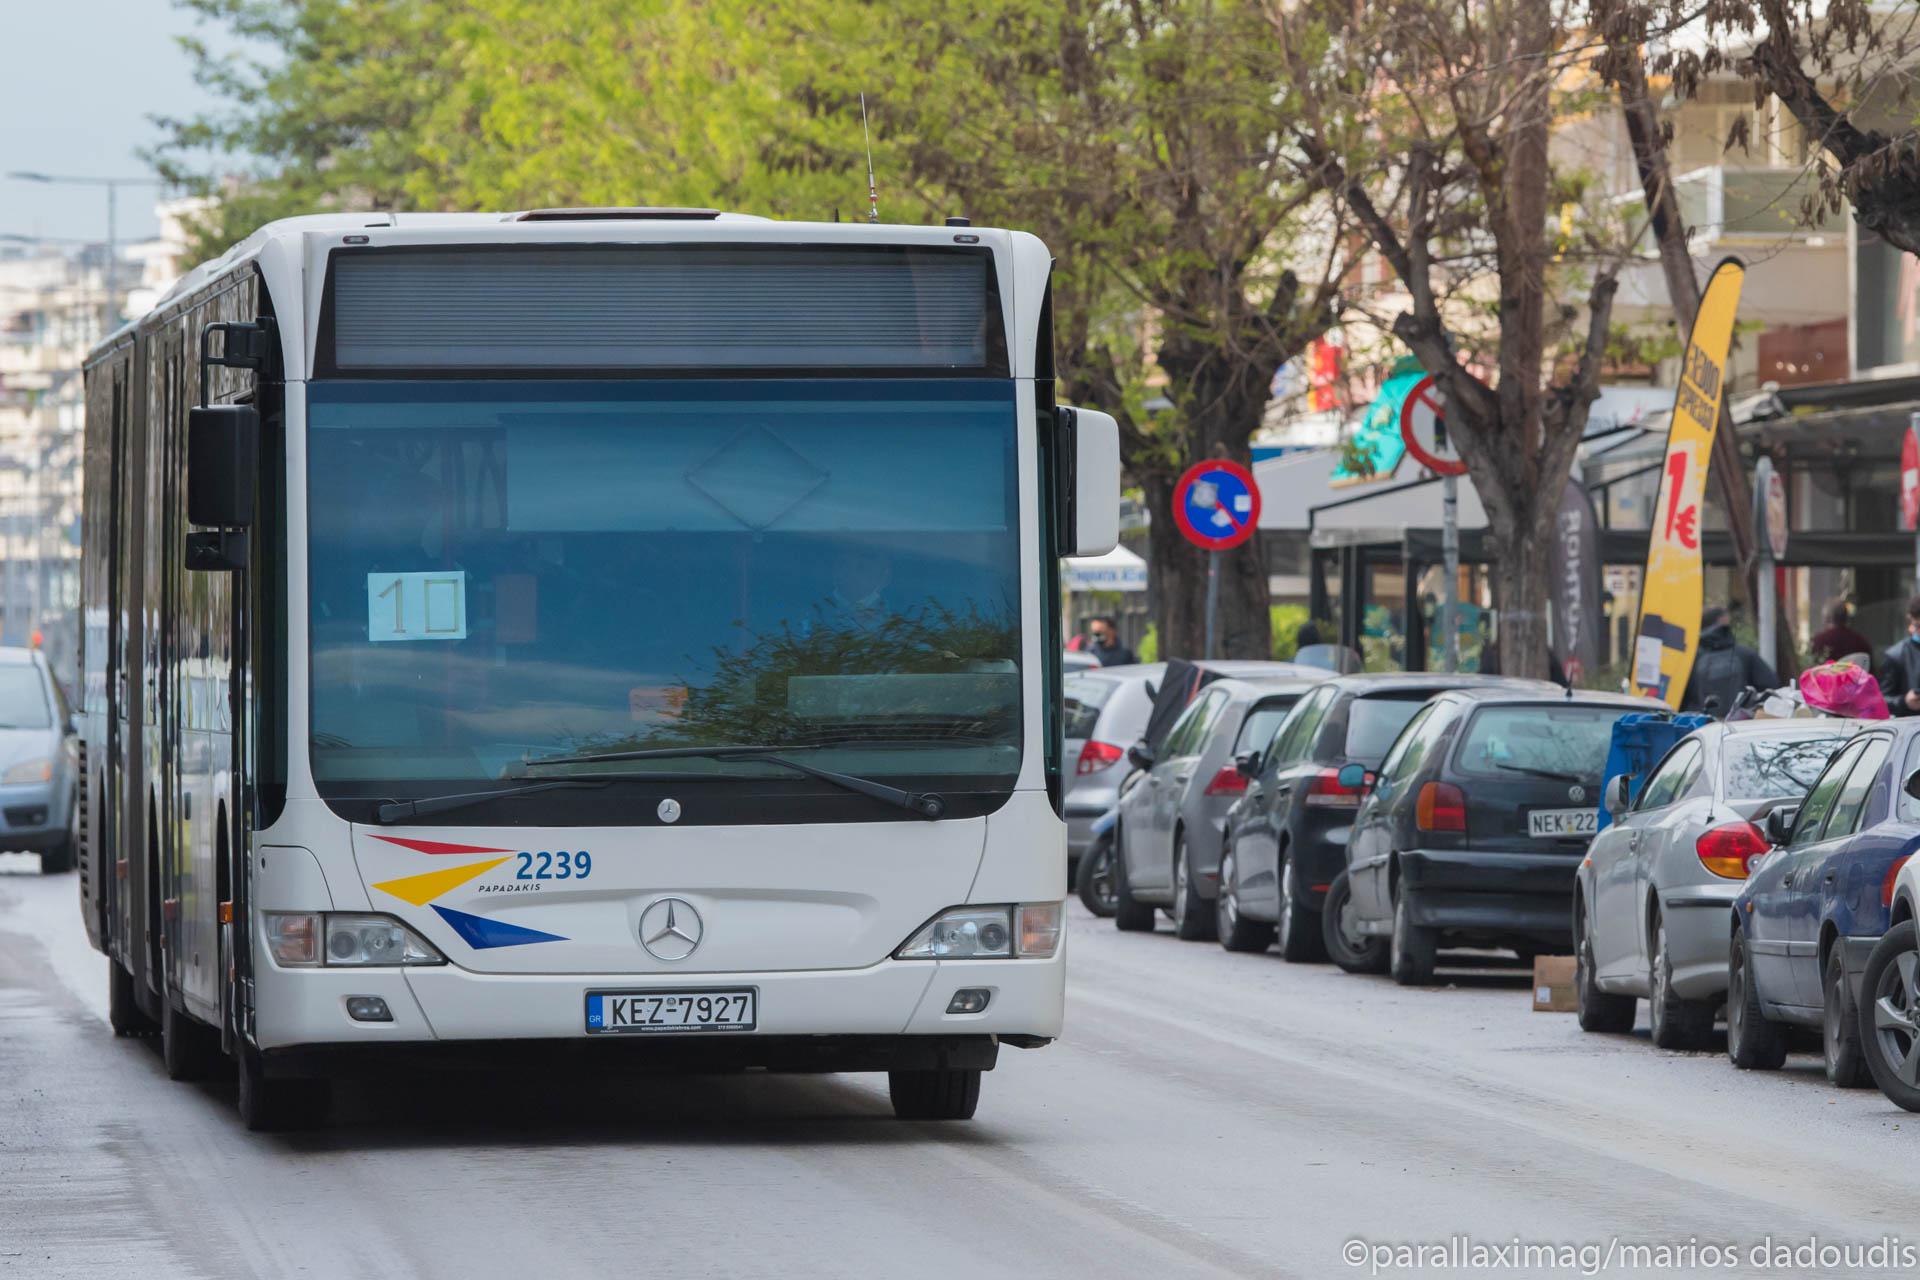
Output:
367,571,468,642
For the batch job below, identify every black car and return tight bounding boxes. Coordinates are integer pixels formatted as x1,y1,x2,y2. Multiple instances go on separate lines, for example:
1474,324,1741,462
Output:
1338,686,1645,985
1217,673,1554,961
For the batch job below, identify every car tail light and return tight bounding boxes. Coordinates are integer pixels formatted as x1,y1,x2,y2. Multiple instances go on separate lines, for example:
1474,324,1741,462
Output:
1415,781,1466,833
1304,768,1364,808
1695,821,1770,879
1884,854,1913,907
1204,765,1248,796
1076,740,1124,776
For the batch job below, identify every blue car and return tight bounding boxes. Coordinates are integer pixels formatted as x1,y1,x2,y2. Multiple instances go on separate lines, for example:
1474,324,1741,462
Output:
1727,722,1920,1086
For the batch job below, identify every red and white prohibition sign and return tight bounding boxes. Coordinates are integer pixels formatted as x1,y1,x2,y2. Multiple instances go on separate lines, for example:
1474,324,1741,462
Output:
1399,375,1468,477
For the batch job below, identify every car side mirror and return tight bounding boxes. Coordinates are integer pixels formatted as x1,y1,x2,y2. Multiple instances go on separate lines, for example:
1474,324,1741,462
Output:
1905,769,1920,802
1337,762,1367,790
1234,751,1261,780
1603,774,1631,819
1764,805,1799,847
1127,742,1155,772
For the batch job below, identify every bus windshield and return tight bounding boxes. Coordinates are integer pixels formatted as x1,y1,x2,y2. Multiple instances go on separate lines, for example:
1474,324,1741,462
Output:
305,379,1024,804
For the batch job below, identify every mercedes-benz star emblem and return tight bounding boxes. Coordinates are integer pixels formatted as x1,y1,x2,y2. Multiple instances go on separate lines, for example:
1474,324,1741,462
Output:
657,797,682,824
639,896,703,962
1569,784,1587,804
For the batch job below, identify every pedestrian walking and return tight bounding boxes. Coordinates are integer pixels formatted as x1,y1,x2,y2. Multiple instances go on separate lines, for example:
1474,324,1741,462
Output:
1880,596,1920,717
1087,616,1136,667
1681,606,1777,717
1810,598,1875,669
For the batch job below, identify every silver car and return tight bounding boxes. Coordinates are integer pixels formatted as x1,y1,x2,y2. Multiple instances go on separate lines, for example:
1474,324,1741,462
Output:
1574,718,1858,1047
1114,676,1322,939
0,648,80,873
1064,665,1163,863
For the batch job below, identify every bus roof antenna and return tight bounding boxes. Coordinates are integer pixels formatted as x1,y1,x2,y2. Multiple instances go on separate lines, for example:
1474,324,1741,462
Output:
860,93,880,225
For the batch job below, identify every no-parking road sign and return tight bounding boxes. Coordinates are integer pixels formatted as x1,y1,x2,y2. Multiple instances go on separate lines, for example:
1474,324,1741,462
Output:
1173,459,1261,552
1400,375,1468,477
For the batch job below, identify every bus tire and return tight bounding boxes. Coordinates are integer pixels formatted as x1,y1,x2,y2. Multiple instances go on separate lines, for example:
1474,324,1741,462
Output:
237,1048,330,1132
162,999,222,1082
107,960,157,1037
888,1067,981,1120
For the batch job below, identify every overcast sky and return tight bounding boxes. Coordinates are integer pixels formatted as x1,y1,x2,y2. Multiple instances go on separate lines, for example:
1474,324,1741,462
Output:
0,3,235,245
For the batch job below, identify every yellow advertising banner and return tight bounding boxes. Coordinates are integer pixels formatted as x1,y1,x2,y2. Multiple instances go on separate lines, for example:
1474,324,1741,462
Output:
1630,258,1746,707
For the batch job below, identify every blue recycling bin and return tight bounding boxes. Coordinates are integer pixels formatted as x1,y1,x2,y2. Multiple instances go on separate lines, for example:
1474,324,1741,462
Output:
1595,711,1710,831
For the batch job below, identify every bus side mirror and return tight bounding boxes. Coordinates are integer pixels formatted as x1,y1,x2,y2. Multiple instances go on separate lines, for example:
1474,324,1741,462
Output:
185,405,257,572
1058,406,1120,557
187,405,257,528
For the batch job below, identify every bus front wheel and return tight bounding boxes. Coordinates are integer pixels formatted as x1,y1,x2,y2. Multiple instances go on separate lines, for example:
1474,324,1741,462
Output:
888,1067,980,1120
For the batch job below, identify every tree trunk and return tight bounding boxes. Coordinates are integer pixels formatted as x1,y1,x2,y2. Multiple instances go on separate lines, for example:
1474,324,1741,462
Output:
1496,501,1559,681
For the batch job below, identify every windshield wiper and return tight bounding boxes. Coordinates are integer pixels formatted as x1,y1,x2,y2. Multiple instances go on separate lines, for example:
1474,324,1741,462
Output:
509,744,948,820
375,779,608,825
1492,762,1585,784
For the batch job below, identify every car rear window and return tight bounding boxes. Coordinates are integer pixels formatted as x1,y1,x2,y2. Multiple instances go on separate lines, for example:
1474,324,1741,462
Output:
1453,704,1634,784
1343,695,1435,765
1063,675,1115,740
1722,732,1850,799
1233,697,1300,756
0,666,50,730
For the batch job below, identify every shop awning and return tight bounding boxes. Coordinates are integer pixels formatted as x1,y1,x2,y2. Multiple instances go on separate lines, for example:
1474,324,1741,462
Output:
1064,544,1148,592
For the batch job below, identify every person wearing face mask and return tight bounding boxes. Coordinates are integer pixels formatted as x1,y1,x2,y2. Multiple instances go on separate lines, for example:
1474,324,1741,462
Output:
1087,616,1136,667
1879,596,1920,716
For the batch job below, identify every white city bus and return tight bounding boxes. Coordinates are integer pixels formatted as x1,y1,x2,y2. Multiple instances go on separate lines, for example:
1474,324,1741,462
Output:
78,209,1119,1128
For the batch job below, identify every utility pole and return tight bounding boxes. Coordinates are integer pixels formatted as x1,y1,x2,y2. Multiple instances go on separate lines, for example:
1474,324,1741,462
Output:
6,171,164,332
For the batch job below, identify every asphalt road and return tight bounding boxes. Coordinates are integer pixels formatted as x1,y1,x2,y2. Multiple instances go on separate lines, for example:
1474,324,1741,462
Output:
3,852,1917,1280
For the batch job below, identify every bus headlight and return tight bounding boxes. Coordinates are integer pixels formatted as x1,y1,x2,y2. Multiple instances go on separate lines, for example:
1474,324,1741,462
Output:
894,903,1063,960
263,912,445,967
324,914,445,966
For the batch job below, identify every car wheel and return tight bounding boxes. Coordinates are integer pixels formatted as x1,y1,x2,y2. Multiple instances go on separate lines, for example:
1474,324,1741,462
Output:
1857,921,1920,1111
889,1068,982,1120
236,1045,330,1132
107,959,158,1038
1726,922,1787,1071
161,997,223,1082
1574,899,1635,1033
1111,834,1157,933
1274,848,1325,964
1823,944,1870,1088
1648,912,1716,1051
1216,849,1275,953
1170,835,1217,942
1388,881,1436,986
1322,870,1388,975
1076,836,1117,918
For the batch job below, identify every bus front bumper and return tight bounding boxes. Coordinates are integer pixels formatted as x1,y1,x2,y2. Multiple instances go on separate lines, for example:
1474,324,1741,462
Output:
251,947,1066,1054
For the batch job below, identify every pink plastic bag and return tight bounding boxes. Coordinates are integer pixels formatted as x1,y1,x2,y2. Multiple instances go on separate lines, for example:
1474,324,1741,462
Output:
1798,661,1888,719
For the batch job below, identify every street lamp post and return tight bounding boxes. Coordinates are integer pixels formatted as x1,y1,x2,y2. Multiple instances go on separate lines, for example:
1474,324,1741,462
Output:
6,171,165,332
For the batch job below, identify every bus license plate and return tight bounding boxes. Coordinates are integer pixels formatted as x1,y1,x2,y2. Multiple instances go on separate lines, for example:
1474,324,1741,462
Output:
585,989,757,1034
1528,808,1596,838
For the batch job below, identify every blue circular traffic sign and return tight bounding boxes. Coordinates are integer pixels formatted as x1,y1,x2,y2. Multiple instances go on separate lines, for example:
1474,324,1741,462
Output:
1172,459,1261,552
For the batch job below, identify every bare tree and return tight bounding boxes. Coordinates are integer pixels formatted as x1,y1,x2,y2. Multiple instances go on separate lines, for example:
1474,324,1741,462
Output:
1274,0,1626,678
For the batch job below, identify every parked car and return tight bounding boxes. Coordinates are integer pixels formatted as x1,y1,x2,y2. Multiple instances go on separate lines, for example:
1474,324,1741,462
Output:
1575,719,1858,1049
1063,649,1101,673
1724,723,1920,1086
1218,673,1555,962
1340,686,1645,985
1113,675,1323,938
0,647,79,873
1064,664,1162,866
1857,846,1920,1110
